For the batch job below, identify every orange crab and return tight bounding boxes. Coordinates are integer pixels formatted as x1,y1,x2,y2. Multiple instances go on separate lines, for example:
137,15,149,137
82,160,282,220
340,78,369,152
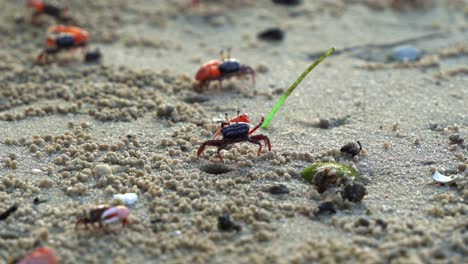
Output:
27,0,75,24
37,25,91,64
194,50,255,90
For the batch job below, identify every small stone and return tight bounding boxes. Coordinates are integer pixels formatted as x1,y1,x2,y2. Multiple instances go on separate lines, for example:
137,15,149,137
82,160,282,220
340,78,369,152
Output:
340,141,362,157
258,28,284,42
383,141,391,150
157,105,175,118
375,219,388,229
391,45,422,62
316,201,336,215
356,218,370,227
269,184,289,194
449,134,464,144
8,153,16,160
341,182,367,202
218,213,241,232
93,164,112,177
272,0,301,6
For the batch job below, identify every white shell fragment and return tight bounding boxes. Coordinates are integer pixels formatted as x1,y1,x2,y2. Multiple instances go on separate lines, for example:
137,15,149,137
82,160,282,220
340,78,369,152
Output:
113,193,138,205
432,171,459,184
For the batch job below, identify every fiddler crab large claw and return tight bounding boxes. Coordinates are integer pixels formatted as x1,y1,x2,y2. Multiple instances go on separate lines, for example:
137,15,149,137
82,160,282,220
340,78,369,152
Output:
75,205,130,231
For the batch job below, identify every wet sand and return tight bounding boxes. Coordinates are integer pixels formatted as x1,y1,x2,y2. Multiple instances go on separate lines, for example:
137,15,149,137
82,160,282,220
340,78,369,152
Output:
0,1,467,263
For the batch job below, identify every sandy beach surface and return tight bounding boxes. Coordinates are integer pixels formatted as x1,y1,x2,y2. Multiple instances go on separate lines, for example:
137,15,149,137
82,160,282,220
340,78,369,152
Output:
0,1,467,263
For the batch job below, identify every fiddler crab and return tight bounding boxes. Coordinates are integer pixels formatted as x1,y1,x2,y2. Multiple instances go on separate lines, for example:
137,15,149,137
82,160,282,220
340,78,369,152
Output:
197,111,271,163
75,205,130,230
194,49,255,91
36,25,100,64
27,0,76,24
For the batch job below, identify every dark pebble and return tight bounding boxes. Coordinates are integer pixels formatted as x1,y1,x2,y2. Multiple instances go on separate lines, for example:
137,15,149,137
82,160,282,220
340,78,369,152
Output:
272,0,301,6
180,145,189,152
269,184,289,194
183,95,210,104
317,201,336,215
449,134,464,144
375,219,388,229
258,28,284,42
84,49,102,63
33,197,47,205
218,213,241,232
341,182,367,202
356,218,370,227
318,117,347,129
157,105,175,117
340,141,362,157
0,204,18,221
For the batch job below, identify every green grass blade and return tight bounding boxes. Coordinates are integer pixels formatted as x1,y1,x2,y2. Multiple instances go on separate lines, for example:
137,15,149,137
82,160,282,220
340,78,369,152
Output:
261,47,335,129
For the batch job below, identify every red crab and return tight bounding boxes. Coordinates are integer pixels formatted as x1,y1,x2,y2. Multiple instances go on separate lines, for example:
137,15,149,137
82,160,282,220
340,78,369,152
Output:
36,25,91,64
27,0,75,24
75,205,130,230
194,50,255,90
197,112,271,163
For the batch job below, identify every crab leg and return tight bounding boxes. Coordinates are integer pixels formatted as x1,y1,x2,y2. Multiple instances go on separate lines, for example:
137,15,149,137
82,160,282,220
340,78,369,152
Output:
250,134,271,153
197,139,225,159
248,138,262,156
249,116,264,135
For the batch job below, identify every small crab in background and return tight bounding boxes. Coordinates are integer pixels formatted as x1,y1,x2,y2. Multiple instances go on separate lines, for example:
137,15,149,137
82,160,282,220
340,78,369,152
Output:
197,111,271,163
36,25,100,64
27,0,76,24
194,49,255,91
12,247,59,264
75,205,130,230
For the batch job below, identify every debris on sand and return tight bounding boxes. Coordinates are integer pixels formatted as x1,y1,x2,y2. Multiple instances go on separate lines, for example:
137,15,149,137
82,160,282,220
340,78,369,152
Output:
302,162,360,184
258,28,285,42
390,45,422,62
340,141,362,157
269,184,289,194
218,213,241,232
0,204,18,221
432,170,459,184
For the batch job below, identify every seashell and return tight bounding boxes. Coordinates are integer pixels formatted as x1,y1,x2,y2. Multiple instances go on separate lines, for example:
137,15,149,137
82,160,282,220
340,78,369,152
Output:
432,171,459,184
391,45,422,62
112,193,138,205
302,162,359,183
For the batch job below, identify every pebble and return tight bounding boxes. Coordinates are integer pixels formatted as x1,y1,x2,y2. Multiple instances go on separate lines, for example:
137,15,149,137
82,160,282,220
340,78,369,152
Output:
269,184,289,194
257,28,285,42
341,182,367,202
375,219,388,229
355,218,370,227
340,141,362,157
316,201,336,215
391,45,422,62
448,133,464,144
218,213,241,232
113,193,138,205
272,0,301,6
318,117,347,129
93,164,112,177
